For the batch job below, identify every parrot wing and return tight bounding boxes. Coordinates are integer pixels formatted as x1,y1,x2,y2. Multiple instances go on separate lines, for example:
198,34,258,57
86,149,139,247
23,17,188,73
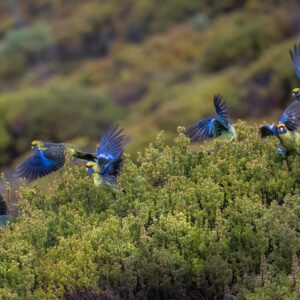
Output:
290,43,300,81
97,124,126,159
279,101,300,131
186,117,226,142
15,150,65,182
214,94,230,129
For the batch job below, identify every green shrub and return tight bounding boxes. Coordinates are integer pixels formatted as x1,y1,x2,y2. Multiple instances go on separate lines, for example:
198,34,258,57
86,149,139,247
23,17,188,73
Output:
0,24,54,59
202,10,289,71
129,0,200,32
0,122,300,299
0,24,54,78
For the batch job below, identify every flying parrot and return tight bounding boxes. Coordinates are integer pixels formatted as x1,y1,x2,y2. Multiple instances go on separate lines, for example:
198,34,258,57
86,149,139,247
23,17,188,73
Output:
185,94,236,142
85,124,127,188
15,140,97,182
259,101,300,156
289,43,300,100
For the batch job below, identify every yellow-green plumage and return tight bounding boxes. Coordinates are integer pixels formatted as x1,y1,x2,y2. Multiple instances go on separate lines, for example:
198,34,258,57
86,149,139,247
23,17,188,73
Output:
87,162,102,186
279,129,300,154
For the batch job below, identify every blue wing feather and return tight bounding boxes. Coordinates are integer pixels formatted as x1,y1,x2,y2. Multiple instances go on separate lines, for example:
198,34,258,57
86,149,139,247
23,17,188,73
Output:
96,124,126,178
185,118,218,141
259,124,278,138
290,43,300,81
15,151,65,182
279,101,300,130
186,94,233,142
214,94,229,128
96,124,126,159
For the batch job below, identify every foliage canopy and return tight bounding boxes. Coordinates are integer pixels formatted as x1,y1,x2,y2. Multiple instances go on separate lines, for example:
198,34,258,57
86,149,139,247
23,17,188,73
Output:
0,122,300,299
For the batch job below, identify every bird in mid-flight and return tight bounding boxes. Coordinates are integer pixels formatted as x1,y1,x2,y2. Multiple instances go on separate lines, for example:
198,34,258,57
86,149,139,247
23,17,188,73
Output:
185,95,236,142
289,43,300,100
85,124,127,188
259,101,300,156
15,140,97,182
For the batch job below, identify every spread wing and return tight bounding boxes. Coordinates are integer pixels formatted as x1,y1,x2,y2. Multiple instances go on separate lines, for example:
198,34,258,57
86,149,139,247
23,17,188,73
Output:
96,124,126,159
214,94,230,129
15,150,65,182
290,43,300,80
105,155,123,177
96,124,126,178
186,118,222,141
279,101,300,131
186,94,231,142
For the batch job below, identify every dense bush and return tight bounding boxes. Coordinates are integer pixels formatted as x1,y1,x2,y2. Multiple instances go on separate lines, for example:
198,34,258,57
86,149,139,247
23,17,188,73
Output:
0,122,300,299
202,10,292,71
0,24,54,78
0,24,53,58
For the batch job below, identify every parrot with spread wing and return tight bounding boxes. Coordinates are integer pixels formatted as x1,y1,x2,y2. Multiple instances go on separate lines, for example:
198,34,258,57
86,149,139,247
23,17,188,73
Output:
259,101,300,156
85,124,126,188
289,43,300,100
15,140,97,182
185,94,236,142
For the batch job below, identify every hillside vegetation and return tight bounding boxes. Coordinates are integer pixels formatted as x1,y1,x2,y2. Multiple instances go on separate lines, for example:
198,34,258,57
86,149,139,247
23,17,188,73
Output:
1,3,300,298
0,1,300,165
1,123,300,299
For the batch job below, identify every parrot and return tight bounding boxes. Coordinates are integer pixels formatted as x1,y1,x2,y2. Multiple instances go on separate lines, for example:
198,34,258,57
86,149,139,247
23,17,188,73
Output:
85,124,127,188
259,100,300,156
15,140,97,182
185,94,236,142
289,43,300,100
0,194,9,228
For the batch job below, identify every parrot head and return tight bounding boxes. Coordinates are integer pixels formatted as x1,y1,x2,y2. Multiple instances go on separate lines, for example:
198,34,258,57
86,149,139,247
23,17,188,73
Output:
31,140,44,151
277,123,287,135
86,162,97,174
292,88,300,99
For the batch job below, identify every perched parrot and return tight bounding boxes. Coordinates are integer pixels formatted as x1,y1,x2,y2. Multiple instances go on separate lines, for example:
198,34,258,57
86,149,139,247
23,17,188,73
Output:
259,101,300,156
85,124,126,188
185,95,236,142
15,140,97,182
0,194,9,228
289,43,300,100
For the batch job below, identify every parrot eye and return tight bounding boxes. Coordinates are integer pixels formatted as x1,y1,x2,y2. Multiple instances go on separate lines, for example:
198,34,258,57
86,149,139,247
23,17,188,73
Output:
278,124,286,133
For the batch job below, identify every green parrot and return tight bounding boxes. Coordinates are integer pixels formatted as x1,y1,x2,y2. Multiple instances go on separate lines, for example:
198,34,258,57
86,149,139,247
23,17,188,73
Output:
85,124,127,188
290,44,300,100
15,141,97,182
260,101,300,156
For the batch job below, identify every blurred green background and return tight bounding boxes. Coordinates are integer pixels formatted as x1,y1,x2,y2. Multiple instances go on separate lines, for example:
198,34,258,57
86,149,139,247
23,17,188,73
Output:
1,0,300,173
